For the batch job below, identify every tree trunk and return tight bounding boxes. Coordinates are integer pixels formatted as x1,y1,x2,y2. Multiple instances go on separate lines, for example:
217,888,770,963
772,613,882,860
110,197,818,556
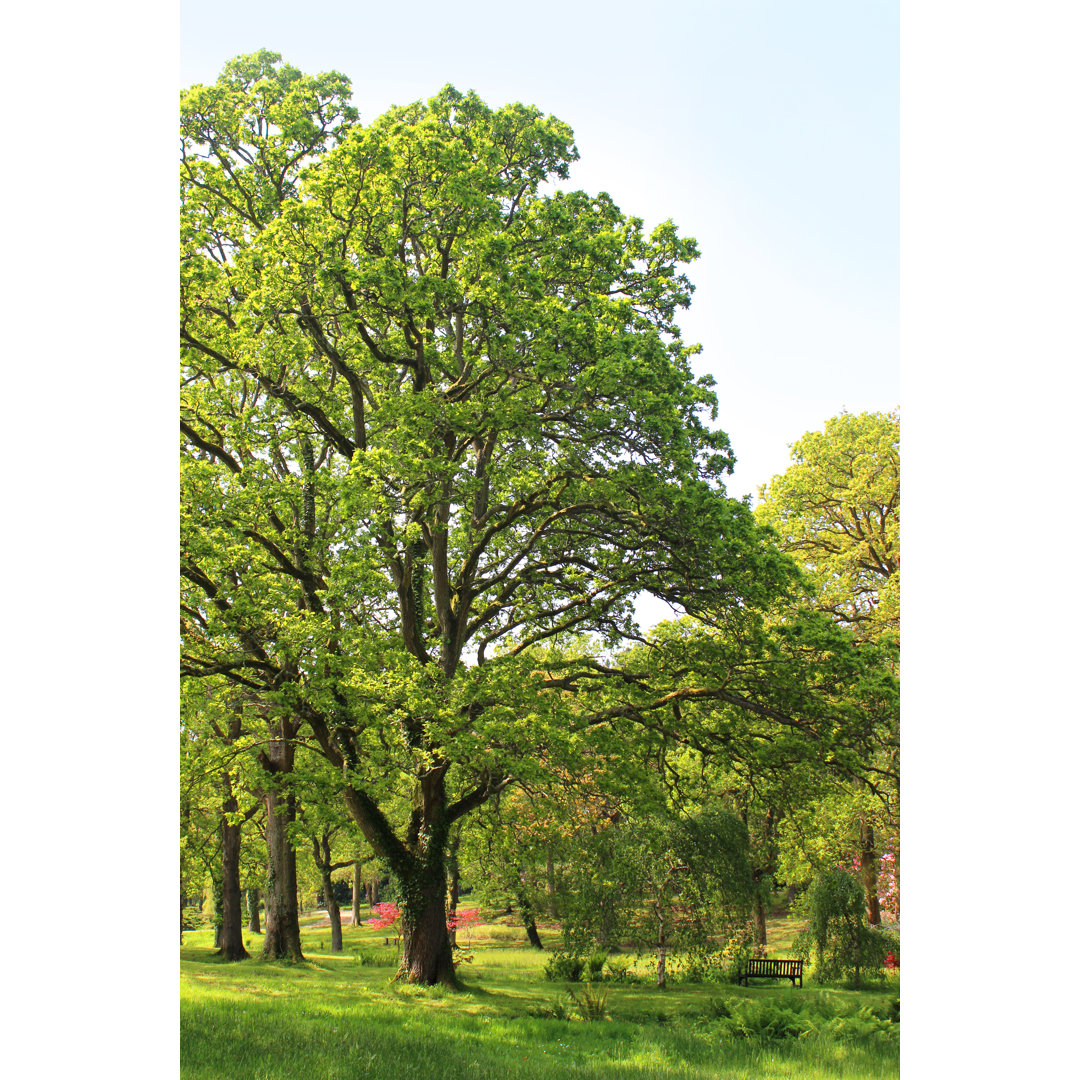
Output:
211,867,224,950
400,859,456,986
446,829,461,949
524,911,543,950
546,846,557,917
752,886,768,947
352,864,362,927
860,821,881,926
514,872,543,949
246,888,261,934
751,807,775,946
218,777,249,960
367,879,378,907
656,910,667,989
262,738,303,961
322,869,343,952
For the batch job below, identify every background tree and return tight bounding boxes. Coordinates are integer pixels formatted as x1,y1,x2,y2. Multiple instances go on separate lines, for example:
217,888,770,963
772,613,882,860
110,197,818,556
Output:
792,868,897,987
756,409,900,923
181,682,264,959
756,410,899,640
557,807,754,988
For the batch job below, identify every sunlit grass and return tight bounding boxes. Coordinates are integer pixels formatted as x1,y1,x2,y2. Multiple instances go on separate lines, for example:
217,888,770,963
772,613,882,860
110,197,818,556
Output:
181,909,898,1079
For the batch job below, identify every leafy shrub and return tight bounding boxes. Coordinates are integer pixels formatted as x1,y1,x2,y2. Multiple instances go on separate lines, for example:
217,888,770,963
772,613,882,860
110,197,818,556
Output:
718,929,756,983
568,983,609,1021
543,951,585,982
584,952,607,981
679,950,727,984
181,906,209,931
602,957,643,984
528,994,573,1020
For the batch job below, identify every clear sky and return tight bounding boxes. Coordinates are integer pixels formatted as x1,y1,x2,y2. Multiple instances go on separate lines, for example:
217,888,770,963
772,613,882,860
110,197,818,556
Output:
180,0,899,506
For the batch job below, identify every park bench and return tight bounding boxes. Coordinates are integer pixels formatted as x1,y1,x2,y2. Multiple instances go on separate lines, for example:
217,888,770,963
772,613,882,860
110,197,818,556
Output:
737,957,803,988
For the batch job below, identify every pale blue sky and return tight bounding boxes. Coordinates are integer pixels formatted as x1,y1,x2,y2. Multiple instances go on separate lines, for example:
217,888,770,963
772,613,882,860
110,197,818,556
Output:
181,0,899,510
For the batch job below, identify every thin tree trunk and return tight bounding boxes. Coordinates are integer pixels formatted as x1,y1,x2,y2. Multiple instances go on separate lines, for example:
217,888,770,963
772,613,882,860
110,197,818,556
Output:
514,871,543,949
262,737,303,961
312,835,344,953
524,911,543,949
352,864,362,927
219,775,248,960
656,908,667,989
751,807,775,947
546,846,557,917
246,888,261,934
752,885,768,947
323,870,343,952
446,828,462,949
860,820,881,926
211,867,224,950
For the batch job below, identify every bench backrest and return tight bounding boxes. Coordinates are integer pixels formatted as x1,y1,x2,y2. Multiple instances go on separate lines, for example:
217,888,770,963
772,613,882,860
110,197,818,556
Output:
744,958,803,975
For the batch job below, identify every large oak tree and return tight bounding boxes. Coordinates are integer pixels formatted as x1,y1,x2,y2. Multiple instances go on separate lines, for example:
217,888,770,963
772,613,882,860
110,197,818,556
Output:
180,54,877,984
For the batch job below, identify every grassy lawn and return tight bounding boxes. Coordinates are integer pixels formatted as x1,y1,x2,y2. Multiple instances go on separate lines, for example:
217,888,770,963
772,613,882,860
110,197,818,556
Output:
181,909,899,1080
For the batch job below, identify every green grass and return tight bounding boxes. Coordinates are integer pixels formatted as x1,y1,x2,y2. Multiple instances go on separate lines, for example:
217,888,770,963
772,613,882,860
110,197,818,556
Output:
181,911,899,1080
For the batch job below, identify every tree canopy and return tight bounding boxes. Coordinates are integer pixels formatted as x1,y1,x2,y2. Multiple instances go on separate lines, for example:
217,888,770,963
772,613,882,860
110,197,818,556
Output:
756,410,899,640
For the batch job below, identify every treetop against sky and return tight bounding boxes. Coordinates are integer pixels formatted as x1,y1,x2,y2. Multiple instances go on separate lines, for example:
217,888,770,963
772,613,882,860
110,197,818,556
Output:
179,0,898,505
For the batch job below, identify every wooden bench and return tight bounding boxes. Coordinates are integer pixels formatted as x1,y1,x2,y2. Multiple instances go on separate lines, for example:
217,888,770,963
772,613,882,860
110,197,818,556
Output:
737,957,803,988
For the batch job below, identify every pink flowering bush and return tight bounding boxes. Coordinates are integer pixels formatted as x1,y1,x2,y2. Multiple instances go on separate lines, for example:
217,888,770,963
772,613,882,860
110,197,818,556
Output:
878,850,899,920
447,907,482,939
846,846,900,923
367,902,402,944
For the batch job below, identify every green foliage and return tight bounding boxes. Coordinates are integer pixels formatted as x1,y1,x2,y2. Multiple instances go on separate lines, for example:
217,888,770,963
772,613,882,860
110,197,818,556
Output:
527,994,574,1021
558,809,754,962
793,869,897,986
544,952,586,983
567,982,610,1021
723,999,811,1042
180,53,901,989
702,995,899,1046
584,952,608,982
601,957,643,985
757,410,899,641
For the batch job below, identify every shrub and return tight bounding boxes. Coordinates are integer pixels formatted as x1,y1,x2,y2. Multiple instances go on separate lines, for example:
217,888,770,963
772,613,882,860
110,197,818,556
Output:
528,994,573,1021
584,952,607,982
181,906,209,932
602,956,643,984
568,983,609,1021
543,952,586,982
793,869,897,986
679,950,727,984
718,928,756,983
